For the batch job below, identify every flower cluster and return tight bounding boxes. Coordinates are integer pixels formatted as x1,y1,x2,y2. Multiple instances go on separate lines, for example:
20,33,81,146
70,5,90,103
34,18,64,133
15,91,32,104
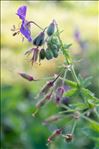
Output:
12,5,99,146
12,5,62,65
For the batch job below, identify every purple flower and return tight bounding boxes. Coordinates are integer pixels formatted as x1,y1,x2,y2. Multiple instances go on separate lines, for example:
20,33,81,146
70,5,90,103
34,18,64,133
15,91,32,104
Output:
74,27,88,50
16,5,27,20
74,28,81,42
20,20,32,42
16,6,32,42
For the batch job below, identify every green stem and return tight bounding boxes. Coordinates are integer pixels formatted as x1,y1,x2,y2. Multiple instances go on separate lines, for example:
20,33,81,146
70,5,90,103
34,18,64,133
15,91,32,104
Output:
62,69,67,86
56,24,80,86
71,120,77,134
55,23,88,104
26,21,44,30
94,108,99,120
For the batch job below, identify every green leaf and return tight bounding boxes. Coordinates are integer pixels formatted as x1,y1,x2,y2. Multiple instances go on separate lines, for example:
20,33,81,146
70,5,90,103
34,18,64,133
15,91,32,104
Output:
83,116,99,132
63,88,78,97
78,74,92,87
63,43,72,49
81,88,98,100
64,79,78,88
82,127,99,142
83,76,92,87
71,103,88,110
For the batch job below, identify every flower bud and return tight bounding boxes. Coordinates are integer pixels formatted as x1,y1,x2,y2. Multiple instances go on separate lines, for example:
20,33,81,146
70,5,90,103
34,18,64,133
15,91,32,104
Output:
52,48,58,58
55,87,65,104
33,32,45,46
45,48,53,60
39,48,46,60
47,20,55,36
18,72,37,81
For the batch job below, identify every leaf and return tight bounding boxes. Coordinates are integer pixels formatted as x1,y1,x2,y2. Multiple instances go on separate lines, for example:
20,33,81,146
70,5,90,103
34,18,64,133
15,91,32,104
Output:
78,74,92,87
64,79,78,88
82,127,99,142
83,76,92,87
63,43,72,49
81,88,98,100
63,88,78,97
71,103,88,110
82,116,99,132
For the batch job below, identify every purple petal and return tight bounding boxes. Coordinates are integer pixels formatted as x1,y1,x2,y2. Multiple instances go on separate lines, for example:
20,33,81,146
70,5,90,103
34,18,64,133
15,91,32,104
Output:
20,20,32,42
16,5,27,20
74,28,81,41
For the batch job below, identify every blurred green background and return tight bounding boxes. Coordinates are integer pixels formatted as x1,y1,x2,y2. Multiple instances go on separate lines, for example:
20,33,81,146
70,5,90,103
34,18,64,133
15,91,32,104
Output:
1,1,99,149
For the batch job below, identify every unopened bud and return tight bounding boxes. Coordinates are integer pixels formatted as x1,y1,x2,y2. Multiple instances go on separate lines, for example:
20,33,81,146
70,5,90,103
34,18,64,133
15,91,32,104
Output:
39,48,46,60
47,20,55,36
45,48,54,60
33,31,45,46
18,72,37,81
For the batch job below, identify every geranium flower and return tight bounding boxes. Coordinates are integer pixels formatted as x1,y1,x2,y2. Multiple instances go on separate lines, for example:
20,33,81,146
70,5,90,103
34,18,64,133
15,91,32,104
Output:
20,20,32,42
12,5,32,42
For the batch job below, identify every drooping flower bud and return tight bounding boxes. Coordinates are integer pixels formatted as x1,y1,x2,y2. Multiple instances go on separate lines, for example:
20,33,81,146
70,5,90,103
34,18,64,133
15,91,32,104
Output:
47,128,63,143
45,48,53,60
18,72,37,81
33,31,45,46
47,20,55,36
39,48,46,60
55,86,65,104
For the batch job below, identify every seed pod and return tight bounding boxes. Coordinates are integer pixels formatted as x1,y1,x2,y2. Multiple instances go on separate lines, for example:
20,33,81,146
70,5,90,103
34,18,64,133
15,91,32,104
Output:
45,48,53,60
40,81,54,95
36,91,52,109
33,32,45,46
48,128,63,143
39,48,46,60
47,21,55,36
39,73,61,96
43,115,61,125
